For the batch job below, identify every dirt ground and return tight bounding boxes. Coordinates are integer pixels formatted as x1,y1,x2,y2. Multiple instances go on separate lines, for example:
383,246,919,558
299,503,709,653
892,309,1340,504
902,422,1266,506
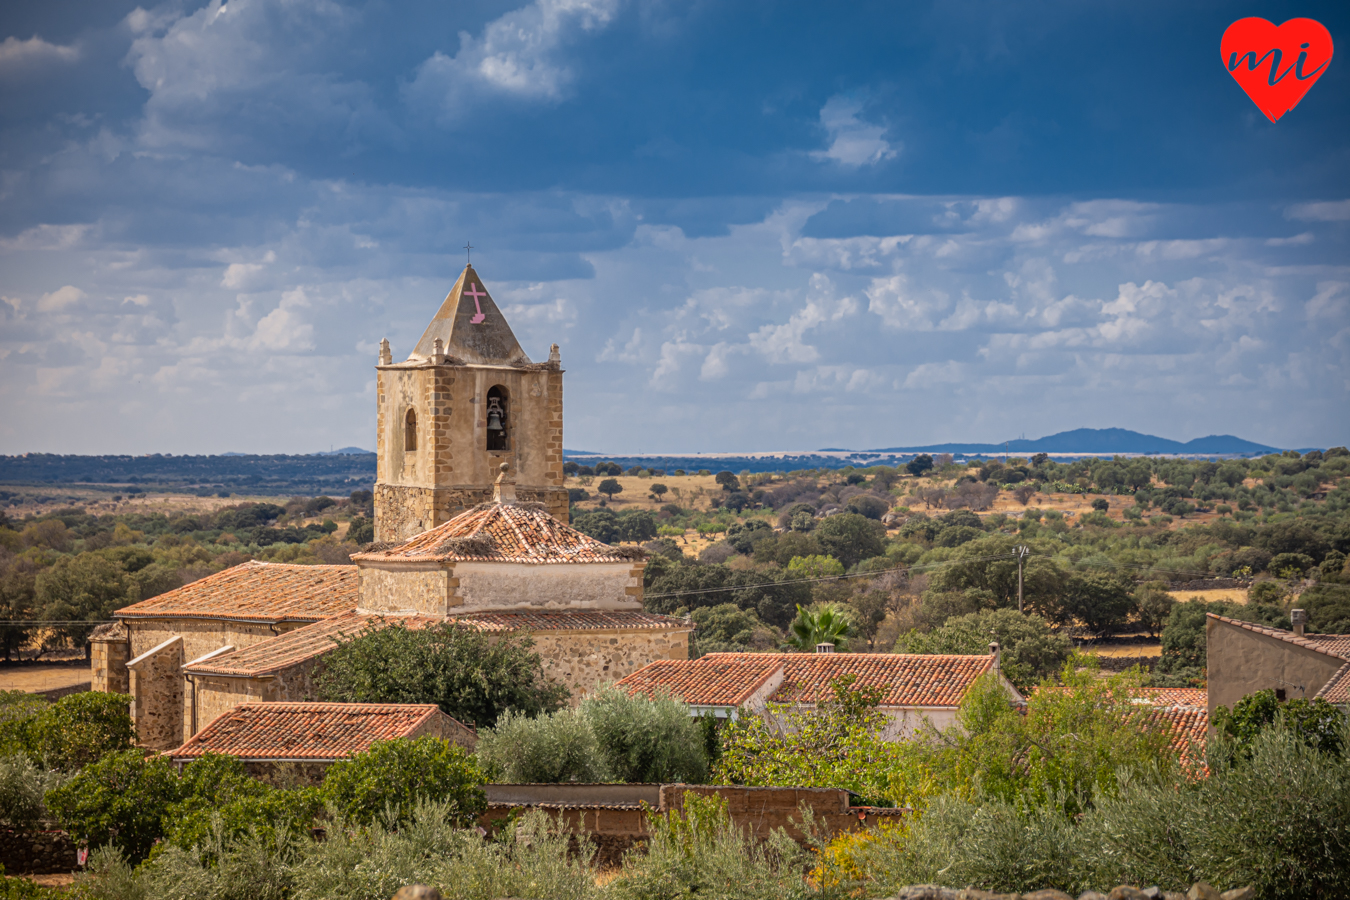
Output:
0,660,91,694
5,874,75,887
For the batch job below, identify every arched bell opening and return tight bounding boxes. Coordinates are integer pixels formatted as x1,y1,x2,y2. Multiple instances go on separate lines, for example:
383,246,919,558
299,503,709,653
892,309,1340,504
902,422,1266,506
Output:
485,385,509,451
404,409,418,452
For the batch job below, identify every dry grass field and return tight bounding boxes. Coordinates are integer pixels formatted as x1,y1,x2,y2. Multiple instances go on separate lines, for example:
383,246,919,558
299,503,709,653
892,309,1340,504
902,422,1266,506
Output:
0,660,90,694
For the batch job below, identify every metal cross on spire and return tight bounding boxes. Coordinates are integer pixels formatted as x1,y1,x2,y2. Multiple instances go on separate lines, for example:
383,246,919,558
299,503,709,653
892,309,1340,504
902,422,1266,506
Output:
464,241,473,265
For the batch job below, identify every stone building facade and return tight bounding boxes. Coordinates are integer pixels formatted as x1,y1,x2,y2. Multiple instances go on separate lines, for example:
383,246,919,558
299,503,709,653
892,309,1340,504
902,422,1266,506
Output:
91,264,691,753
374,264,568,541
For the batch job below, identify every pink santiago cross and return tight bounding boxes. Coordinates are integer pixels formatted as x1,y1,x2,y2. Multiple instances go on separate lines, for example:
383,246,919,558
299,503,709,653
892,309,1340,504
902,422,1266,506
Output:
464,282,487,324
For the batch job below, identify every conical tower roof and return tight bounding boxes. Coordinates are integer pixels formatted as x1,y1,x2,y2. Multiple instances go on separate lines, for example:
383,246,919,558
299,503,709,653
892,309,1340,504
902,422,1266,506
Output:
410,265,530,365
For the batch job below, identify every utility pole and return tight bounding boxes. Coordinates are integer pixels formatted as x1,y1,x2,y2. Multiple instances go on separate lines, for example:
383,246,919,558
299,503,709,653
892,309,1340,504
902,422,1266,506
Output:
1015,545,1029,613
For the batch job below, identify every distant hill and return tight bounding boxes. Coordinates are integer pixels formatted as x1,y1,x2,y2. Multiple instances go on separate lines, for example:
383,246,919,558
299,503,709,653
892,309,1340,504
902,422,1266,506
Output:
313,447,375,456
870,428,1282,456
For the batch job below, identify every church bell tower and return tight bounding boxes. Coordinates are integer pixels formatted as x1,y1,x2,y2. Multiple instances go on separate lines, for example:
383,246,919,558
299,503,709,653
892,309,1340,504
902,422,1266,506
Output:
373,264,567,542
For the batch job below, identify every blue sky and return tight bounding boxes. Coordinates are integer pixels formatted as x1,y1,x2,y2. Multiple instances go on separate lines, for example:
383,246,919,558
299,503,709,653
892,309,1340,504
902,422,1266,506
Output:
1,0,1347,454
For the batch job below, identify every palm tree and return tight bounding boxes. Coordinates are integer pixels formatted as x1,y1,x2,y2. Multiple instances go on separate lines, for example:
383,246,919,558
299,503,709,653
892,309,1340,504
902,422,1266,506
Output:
786,603,852,652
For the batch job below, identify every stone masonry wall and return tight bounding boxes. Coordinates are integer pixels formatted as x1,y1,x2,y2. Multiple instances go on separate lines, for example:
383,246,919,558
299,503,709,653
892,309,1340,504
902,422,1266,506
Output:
531,628,690,703
128,619,306,670
128,636,184,751
90,637,129,694
0,830,77,875
359,562,457,615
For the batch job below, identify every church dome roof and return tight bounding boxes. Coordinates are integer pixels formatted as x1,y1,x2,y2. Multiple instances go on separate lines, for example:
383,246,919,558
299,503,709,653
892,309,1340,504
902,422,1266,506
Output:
351,502,645,565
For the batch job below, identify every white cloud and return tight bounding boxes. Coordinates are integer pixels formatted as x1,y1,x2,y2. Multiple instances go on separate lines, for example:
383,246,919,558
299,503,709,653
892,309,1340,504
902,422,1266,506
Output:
1285,200,1350,222
405,0,622,120
598,327,643,363
248,288,314,352
0,36,78,72
809,95,898,167
1266,232,1314,247
866,274,949,329
36,286,87,312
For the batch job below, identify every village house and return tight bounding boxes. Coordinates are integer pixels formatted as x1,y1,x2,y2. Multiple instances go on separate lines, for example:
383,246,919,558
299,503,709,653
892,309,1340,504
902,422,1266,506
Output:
616,645,1024,739
1206,610,1350,718
91,264,693,750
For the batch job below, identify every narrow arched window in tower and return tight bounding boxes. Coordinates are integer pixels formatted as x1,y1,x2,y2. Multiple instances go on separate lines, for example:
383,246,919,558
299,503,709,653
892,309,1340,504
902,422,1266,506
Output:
485,385,508,451
404,409,418,452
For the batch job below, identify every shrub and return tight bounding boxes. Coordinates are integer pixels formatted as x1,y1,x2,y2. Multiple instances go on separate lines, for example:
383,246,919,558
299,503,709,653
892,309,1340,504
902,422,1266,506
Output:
582,687,708,784
23,691,134,770
0,754,71,829
45,749,180,863
315,622,569,728
604,794,821,900
476,707,606,784
322,736,485,828
894,608,1072,691
1211,689,1345,756
162,754,320,854
0,692,46,757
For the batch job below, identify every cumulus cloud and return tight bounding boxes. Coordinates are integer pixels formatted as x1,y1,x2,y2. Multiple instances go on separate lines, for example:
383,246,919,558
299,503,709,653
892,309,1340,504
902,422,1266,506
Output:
809,95,899,167
404,0,622,121
0,36,78,72
36,286,87,313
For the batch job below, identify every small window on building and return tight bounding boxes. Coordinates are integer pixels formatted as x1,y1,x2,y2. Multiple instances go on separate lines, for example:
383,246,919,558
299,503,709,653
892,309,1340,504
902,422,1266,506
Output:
404,409,418,452
485,385,508,451
1275,688,1287,702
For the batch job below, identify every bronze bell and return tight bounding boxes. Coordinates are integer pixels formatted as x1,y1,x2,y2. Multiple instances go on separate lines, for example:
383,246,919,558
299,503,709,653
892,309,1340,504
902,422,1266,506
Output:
486,398,504,431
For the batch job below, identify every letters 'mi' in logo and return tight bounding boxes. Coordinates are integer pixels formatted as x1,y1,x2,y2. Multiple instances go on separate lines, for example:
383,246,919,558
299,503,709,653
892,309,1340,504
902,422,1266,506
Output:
1221,18,1333,122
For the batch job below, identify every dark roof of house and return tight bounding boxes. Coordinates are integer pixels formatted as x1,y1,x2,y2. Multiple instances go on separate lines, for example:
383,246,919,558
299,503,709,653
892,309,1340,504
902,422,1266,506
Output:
115,561,357,624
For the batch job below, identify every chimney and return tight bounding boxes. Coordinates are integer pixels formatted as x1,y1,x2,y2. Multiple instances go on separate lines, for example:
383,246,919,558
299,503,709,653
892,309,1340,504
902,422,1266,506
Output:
378,338,392,366
549,343,561,364
815,642,835,654
1291,609,1306,637
433,337,444,361
989,641,1001,672
493,462,516,504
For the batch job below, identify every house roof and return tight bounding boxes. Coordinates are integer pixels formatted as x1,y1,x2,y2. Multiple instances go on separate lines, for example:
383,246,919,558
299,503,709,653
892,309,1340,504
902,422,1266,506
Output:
1142,704,1208,764
618,652,1007,710
182,611,440,678
1206,613,1350,660
1316,661,1350,705
448,609,690,633
169,702,461,761
115,561,357,624
352,501,643,565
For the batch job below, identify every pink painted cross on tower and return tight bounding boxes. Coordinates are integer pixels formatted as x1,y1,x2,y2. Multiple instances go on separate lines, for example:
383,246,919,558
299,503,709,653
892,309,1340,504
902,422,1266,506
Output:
464,282,487,324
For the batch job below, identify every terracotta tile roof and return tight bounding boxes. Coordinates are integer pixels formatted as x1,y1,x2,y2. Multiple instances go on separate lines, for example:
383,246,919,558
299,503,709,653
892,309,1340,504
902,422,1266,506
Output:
618,652,1004,709
1206,614,1350,660
169,702,458,761
351,502,641,565
1143,704,1208,764
1316,661,1350,705
182,611,440,678
617,657,785,707
448,609,691,633
1138,687,1207,708
116,561,357,624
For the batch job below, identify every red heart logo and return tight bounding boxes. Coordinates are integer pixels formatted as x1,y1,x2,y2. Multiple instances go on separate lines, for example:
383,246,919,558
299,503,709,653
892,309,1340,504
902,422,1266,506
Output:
1222,18,1334,122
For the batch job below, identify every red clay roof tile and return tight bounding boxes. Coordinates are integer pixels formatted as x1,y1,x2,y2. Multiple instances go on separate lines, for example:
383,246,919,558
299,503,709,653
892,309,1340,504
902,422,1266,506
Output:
169,702,461,761
116,561,357,624
182,611,440,678
351,503,640,564
618,652,1003,709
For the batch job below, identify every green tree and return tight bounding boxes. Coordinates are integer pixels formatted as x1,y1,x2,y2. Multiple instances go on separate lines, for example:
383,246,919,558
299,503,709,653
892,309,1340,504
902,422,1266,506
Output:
24,692,134,771
315,622,569,728
322,736,485,827
476,707,606,783
45,749,180,863
813,513,886,569
1301,582,1350,633
650,483,669,501
714,471,740,492
616,509,657,542
786,603,852,651
572,508,619,542
906,454,934,476
690,603,758,656
597,478,623,500
34,554,136,648
785,554,844,580
895,608,1073,691
1133,583,1175,638
583,686,709,783
1055,572,1136,636
0,552,39,662
1212,689,1345,757
927,536,1067,614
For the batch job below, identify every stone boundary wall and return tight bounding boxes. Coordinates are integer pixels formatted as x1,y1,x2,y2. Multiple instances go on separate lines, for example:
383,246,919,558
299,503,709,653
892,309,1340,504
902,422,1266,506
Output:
0,829,78,875
477,783,904,866
1095,656,1156,672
